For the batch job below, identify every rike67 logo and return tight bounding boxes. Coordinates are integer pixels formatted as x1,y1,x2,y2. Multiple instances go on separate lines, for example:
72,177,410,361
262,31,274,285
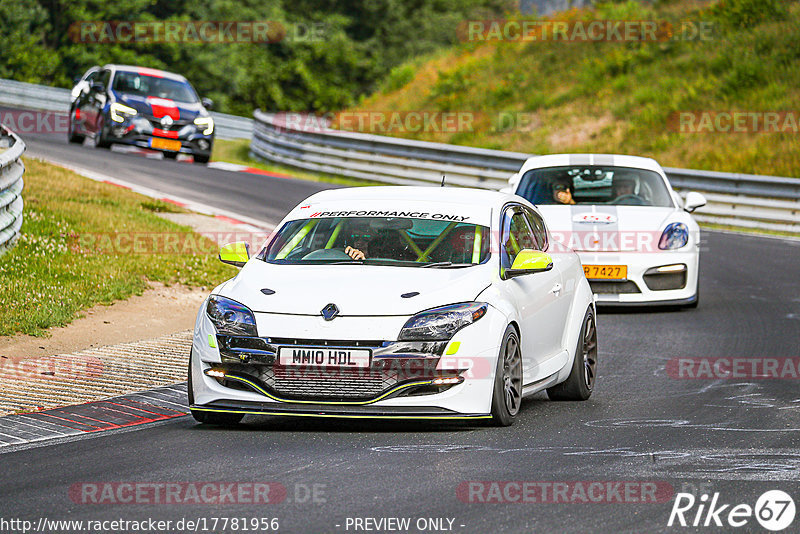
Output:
668,490,795,531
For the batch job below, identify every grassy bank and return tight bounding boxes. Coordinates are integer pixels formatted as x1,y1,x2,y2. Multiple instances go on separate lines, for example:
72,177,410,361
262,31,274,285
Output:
347,0,800,177
0,158,236,337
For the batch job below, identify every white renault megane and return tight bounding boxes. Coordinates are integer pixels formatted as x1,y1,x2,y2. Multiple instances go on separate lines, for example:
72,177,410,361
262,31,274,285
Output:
189,186,596,426
507,154,706,307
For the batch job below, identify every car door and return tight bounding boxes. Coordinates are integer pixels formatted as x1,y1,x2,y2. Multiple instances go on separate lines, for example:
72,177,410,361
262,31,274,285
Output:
499,205,565,384
83,68,110,132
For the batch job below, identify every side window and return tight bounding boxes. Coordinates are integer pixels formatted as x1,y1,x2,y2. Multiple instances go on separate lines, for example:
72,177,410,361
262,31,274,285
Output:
523,208,548,251
500,207,536,268
84,70,98,84
98,69,111,89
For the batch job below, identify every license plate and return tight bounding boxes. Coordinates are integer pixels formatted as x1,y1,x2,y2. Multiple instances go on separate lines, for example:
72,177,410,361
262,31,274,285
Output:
150,137,181,151
583,264,627,280
277,347,371,368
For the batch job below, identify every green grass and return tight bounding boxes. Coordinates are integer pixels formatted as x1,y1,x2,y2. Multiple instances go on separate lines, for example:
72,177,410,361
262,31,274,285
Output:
347,0,800,177
0,158,237,337
212,138,385,187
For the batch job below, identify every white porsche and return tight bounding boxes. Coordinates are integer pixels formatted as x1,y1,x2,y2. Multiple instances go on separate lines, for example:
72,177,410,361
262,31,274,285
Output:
189,186,597,426
507,154,706,307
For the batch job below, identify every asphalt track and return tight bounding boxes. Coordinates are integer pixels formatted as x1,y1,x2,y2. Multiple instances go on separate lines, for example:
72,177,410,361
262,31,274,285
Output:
2,128,799,533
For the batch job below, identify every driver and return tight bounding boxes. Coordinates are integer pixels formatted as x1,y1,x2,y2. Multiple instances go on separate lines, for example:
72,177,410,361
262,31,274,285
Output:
552,180,576,205
611,172,638,200
344,229,410,260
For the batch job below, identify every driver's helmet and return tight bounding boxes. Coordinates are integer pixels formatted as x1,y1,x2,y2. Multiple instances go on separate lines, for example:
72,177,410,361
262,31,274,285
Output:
612,170,639,195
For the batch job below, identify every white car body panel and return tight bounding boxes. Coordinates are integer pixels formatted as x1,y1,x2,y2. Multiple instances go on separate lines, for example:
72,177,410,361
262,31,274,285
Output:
190,186,595,420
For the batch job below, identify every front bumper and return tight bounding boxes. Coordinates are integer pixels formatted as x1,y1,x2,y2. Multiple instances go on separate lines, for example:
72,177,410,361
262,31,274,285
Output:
190,401,490,421
578,249,699,306
190,303,509,417
107,116,213,157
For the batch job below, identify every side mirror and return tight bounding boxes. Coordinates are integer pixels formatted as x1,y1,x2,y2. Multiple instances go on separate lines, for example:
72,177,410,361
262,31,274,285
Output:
684,191,706,213
219,242,250,267
505,249,553,279
201,97,214,110
90,81,105,94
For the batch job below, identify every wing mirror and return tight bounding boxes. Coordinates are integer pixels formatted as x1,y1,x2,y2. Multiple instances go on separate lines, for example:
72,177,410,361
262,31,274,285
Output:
201,97,214,110
504,249,553,279
684,191,706,213
219,242,250,267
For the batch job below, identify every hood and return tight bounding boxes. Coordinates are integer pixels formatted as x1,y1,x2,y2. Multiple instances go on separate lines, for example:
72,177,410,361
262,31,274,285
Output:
114,91,205,121
220,261,493,317
538,205,680,252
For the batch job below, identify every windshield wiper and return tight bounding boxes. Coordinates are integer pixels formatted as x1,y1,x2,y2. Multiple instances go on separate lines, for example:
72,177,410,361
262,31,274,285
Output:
421,262,474,268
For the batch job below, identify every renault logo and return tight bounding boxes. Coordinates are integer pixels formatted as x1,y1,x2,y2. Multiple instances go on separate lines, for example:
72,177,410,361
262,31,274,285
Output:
321,303,339,321
160,115,173,127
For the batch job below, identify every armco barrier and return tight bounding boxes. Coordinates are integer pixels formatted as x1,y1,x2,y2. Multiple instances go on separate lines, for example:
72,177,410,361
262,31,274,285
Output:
0,126,25,256
251,110,800,233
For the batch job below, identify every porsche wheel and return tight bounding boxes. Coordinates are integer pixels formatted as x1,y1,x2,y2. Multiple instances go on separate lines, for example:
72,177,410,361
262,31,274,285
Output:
547,307,597,401
490,325,523,426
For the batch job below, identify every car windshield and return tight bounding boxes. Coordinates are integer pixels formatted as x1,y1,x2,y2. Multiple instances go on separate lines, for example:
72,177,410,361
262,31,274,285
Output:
263,217,491,266
516,165,674,207
112,71,198,103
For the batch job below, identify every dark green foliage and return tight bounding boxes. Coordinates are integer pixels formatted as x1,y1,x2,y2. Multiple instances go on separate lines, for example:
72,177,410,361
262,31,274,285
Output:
0,0,511,113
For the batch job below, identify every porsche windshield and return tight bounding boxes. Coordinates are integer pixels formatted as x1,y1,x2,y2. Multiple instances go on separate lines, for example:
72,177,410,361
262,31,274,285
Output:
112,71,198,103
516,165,674,207
263,217,490,266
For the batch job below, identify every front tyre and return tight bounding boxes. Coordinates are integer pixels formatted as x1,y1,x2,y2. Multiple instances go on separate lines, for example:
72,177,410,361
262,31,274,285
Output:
95,115,111,149
547,307,597,401
193,154,210,164
187,355,244,426
490,325,523,426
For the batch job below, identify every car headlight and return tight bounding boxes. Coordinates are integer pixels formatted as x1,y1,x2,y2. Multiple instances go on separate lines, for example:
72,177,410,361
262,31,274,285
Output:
194,116,214,135
206,295,257,337
398,302,488,341
658,222,689,250
110,102,138,122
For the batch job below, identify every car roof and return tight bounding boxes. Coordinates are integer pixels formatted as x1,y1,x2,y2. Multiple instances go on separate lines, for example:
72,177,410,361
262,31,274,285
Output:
102,64,188,82
284,186,534,227
304,186,518,208
518,153,665,175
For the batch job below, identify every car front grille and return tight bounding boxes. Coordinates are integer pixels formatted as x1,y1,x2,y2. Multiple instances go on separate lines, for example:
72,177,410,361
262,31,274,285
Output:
589,280,642,294
259,366,402,400
643,271,687,291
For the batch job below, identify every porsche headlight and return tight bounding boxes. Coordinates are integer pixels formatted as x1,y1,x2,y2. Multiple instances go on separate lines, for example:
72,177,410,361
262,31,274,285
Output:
658,222,689,250
194,116,214,135
206,295,257,337
398,303,487,341
110,102,138,122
